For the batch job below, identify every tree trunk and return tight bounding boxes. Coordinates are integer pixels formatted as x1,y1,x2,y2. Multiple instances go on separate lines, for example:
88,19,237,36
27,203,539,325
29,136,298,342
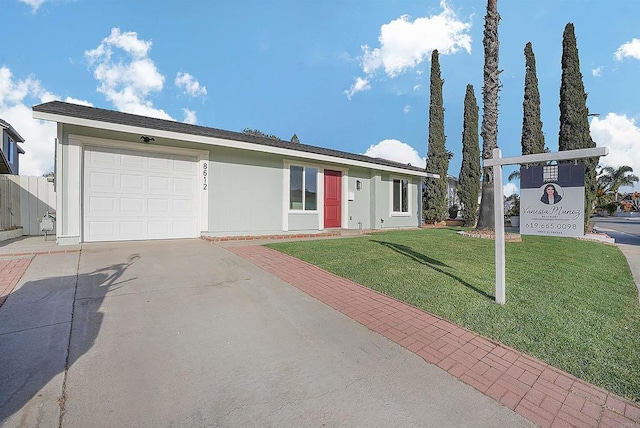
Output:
477,180,495,229
476,0,500,230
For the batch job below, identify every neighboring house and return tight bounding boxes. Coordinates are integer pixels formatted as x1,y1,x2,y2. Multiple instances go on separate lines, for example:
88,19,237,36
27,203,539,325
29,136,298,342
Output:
33,101,436,245
0,118,25,175
447,175,460,208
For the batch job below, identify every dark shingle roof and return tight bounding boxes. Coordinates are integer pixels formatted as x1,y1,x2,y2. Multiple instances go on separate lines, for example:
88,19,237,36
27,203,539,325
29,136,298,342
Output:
0,118,25,142
33,101,429,174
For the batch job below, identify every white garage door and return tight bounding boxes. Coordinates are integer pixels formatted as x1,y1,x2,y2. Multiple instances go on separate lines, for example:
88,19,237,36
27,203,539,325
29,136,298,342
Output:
83,145,200,242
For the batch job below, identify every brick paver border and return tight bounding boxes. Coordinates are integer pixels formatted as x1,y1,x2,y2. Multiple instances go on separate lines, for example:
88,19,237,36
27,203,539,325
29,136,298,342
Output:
0,256,33,307
228,245,640,428
0,249,80,308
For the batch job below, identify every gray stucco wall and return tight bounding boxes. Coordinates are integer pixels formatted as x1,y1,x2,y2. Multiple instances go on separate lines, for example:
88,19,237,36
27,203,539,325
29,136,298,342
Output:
376,174,419,229
207,146,284,236
58,124,422,240
347,170,372,229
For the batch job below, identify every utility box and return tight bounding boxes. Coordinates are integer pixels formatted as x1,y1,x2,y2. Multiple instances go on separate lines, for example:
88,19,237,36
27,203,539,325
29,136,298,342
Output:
39,211,56,240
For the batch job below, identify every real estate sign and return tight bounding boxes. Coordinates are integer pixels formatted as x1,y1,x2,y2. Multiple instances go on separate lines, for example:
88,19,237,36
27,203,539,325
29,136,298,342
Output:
520,164,585,237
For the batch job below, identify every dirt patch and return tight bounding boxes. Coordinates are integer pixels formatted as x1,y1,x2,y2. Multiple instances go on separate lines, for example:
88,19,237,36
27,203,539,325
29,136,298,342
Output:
457,230,522,242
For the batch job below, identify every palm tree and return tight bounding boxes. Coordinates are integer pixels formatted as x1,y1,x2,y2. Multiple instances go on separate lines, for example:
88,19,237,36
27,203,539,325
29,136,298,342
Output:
476,0,501,230
597,165,639,201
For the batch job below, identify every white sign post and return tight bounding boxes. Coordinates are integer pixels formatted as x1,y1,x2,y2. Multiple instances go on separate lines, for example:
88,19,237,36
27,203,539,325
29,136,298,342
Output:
484,146,608,305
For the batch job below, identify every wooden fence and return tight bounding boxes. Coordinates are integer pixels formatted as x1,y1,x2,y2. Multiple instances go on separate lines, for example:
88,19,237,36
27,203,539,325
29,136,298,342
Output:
0,175,56,235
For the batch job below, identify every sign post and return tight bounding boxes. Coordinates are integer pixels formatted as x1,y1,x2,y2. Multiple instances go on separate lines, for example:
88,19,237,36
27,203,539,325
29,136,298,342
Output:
484,147,608,305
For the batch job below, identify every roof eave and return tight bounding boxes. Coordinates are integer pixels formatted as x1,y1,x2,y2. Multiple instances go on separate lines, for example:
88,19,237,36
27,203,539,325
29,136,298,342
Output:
33,109,434,178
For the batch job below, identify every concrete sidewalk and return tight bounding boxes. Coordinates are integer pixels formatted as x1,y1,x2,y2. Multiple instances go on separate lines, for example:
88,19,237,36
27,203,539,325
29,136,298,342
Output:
1,238,533,427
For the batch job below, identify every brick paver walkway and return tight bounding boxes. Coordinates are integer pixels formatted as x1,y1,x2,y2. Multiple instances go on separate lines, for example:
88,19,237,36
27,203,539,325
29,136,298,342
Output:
0,256,33,307
228,245,640,428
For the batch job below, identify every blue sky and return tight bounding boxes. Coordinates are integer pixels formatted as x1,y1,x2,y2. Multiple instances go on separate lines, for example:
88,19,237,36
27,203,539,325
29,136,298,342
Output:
2,0,639,195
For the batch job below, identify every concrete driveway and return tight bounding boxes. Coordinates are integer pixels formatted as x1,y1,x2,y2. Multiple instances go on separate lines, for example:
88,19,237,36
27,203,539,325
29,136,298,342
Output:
593,216,640,301
1,239,531,427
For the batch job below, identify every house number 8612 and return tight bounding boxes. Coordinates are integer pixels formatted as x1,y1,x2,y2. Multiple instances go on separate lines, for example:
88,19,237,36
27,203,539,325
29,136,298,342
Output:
202,163,208,190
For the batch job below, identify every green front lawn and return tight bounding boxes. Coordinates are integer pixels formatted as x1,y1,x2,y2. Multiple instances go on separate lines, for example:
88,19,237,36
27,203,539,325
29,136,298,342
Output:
267,228,640,402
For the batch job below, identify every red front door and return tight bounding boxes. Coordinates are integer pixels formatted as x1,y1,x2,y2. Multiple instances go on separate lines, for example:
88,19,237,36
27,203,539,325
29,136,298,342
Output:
324,170,342,228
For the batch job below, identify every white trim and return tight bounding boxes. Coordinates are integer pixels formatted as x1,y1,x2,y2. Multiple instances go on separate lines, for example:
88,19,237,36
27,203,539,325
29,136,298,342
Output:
483,146,608,167
68,136,82,239
34,111,433,177
282,165,289,231
71,134,209,242
341,172,349,228
390,176,412,217
318,169,324,230
284,161,320,214
55,124,64,244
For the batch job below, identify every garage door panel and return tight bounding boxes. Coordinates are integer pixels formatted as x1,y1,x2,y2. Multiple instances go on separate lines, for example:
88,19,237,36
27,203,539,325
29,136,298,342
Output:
148,157,172,170
120,153,144,168
87,221,117,237
88,197,116,214
84,145,200,242
148,221,170,235
148,176,171,192
147,198,170,214
173,221,194,235
174,177,195,193
120,221,144,235
120,198,144,213
89,172,116,188
88,150,116,166
120,174,144,191
173,199,193,214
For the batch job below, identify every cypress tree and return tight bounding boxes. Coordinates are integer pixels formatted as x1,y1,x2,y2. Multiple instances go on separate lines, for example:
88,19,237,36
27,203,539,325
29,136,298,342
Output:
558,23,597,232
521,42,545,157
476,0,501,230
458,84,481,227
423,50,449,222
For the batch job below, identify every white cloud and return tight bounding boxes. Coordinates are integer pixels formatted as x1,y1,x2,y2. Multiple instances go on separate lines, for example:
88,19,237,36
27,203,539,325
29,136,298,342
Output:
85,28,172,120
64,96,93,107
503,183,518,197
0,66,57,175
590,113,640,190
614,38,640,61
403,105,411,114
175,72,207,98
85,28,152,60
363,139,425,168
19,0,46,12
347,0,471,99
413,84,422,91
592,66,603,77
182,108,197,125
344,76,371,99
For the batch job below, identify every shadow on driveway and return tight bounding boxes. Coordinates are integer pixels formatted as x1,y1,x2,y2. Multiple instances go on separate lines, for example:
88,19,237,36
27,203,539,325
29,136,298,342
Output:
0,254,139,425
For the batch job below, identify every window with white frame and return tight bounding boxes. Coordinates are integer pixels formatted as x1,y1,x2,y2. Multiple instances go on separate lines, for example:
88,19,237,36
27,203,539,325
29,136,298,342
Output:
290,165,318,210
392,178,410,214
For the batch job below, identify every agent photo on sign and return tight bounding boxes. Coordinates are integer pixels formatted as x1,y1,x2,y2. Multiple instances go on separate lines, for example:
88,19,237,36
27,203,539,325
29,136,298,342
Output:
540,184,563,205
